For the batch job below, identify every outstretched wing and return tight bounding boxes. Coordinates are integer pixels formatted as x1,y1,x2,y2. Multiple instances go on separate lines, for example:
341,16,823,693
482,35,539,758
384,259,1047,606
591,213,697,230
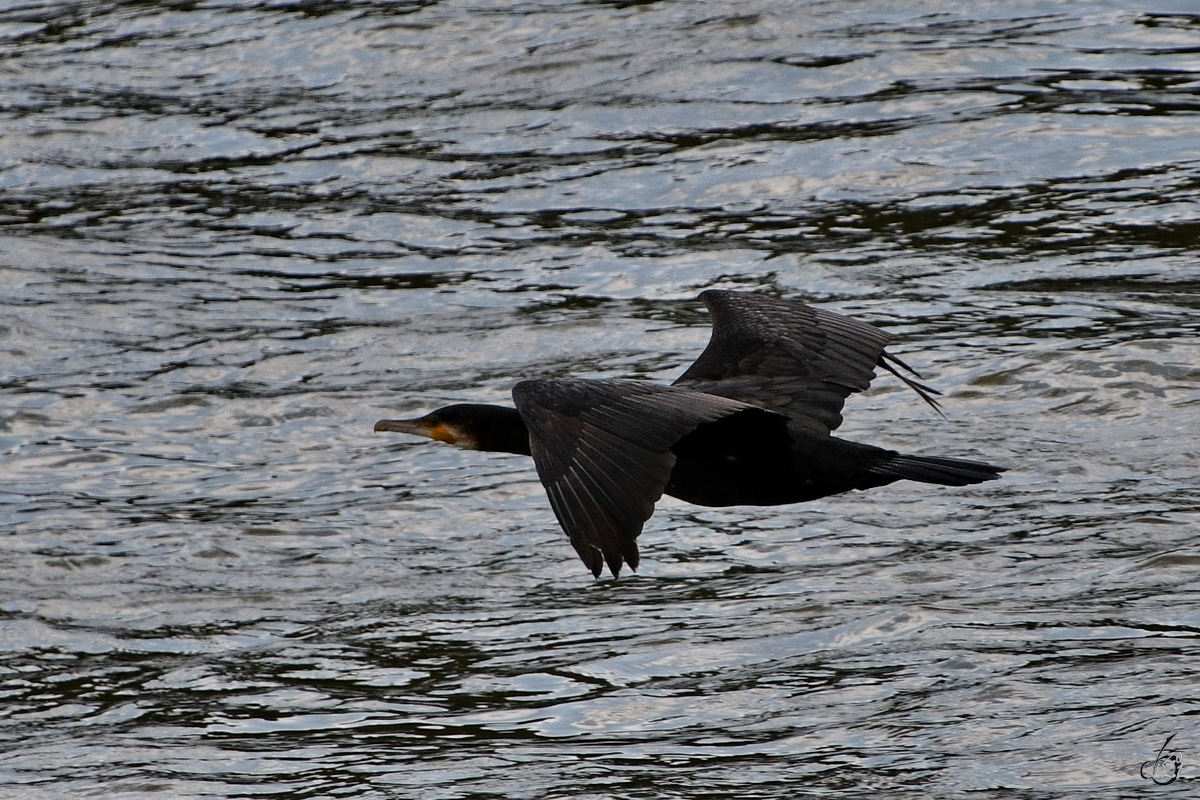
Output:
512,378,757,578
674,290,939,435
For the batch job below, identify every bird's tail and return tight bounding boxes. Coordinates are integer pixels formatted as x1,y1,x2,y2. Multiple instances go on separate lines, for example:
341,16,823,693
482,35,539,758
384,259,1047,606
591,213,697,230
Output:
866,453,1006,487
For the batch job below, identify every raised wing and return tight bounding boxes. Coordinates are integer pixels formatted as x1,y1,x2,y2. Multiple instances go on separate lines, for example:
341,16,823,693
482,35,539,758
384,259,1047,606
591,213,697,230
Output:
512,378,756,578
674,290,939,435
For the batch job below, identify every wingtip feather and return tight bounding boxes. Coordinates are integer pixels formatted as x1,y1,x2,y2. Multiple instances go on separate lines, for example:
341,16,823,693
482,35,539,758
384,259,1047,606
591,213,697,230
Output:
878,354,945,417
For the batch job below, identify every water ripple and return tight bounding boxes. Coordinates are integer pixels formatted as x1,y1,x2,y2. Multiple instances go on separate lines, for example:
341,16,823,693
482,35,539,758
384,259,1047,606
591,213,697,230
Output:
2,1,1199,798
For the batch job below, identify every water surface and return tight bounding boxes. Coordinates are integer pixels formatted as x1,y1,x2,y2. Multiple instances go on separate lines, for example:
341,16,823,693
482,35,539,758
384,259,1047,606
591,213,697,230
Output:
2,1,1198,798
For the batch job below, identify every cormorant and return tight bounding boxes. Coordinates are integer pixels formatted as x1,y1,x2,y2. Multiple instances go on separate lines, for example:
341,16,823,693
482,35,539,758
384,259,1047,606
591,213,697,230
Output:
375,290,1004,577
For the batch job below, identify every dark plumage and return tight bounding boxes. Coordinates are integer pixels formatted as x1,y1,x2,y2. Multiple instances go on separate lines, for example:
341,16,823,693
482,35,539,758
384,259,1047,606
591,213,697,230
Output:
375,290,1005,577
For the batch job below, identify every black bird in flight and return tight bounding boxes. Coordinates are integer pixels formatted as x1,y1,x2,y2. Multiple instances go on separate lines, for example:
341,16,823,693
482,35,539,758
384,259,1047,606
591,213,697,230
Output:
375,290,1004,577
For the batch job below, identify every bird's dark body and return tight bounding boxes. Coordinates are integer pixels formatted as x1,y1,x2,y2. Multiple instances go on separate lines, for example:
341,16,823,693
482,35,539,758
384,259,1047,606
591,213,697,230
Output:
442,404,900,507
375,289,1006,577
663,411,874,507
674,420,909,508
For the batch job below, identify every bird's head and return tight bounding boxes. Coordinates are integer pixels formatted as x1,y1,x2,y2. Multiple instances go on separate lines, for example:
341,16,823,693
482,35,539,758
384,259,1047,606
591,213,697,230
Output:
374,404,529,454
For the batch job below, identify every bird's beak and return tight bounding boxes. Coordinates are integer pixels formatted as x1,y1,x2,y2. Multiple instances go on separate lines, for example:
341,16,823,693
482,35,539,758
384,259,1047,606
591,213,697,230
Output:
374,418,430,436
374,416,460,445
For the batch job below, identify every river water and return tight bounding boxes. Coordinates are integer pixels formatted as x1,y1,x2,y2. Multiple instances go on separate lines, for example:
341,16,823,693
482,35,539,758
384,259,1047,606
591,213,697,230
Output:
2,1,1198,798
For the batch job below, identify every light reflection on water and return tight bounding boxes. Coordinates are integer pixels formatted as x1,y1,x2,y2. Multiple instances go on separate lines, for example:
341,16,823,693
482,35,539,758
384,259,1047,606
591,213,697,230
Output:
1,1,1198,798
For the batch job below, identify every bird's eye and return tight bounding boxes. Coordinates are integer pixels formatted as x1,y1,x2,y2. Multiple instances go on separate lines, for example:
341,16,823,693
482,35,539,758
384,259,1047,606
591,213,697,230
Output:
425,414,440,426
